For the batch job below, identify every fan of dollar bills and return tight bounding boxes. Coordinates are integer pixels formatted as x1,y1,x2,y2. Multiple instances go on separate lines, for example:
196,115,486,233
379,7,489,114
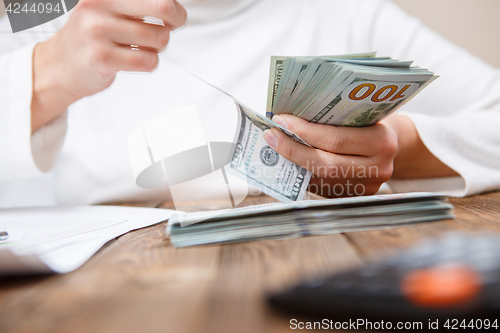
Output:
266,53,437,126
220,53,438,203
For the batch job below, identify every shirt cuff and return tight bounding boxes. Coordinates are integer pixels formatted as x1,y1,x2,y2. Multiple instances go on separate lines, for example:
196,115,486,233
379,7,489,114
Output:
388,112,468,197
31,110,68,172
387,176,466,197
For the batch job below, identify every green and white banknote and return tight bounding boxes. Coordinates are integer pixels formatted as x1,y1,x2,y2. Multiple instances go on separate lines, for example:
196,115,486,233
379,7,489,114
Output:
266,53,437,125
168,193,454,247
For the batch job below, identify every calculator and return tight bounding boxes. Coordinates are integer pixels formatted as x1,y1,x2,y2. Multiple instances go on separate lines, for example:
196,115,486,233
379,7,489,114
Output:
268,232,500,321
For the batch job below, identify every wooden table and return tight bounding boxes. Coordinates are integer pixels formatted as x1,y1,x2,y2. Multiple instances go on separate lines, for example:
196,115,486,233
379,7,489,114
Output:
1,192,499,333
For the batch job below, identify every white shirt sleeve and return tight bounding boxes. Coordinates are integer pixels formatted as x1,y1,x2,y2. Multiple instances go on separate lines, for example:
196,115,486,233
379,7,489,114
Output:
350,0,500,197
0,14,68,182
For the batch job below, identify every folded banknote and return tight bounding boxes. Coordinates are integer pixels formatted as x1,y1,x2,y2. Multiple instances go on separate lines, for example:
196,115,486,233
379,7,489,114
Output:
168,193,453,247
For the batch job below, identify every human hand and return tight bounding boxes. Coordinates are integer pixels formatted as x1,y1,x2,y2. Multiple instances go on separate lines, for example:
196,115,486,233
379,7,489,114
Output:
263,114,398,197
31,0,187,132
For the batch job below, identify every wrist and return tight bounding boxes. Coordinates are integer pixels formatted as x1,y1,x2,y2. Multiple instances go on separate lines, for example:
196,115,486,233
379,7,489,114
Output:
384,113,459,179
31,39,81,133
384,114,419,177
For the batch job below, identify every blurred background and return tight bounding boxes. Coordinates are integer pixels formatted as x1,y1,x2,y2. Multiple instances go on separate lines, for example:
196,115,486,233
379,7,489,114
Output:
392,0,500,68
1,0,499,68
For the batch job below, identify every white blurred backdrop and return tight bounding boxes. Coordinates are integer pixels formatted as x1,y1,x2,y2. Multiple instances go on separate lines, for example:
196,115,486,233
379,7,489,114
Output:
1,0,499,67
392,0,500,68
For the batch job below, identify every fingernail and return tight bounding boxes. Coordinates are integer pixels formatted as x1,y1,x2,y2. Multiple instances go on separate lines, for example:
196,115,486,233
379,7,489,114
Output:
263,130,278,150
272,115,288,130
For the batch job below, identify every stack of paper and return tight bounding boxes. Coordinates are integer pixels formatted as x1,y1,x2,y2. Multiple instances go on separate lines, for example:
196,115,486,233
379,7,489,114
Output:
168,193,454,247
0,206,174,275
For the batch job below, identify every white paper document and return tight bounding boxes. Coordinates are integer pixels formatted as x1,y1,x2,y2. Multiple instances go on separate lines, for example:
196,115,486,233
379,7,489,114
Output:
0,206,175,275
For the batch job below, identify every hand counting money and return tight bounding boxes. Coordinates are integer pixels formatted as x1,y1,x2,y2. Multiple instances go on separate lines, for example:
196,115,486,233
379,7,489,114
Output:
225,53,436,202
156,55,437,204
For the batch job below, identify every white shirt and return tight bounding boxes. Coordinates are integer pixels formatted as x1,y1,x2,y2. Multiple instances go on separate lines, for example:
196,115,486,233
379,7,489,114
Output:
1,0,500,208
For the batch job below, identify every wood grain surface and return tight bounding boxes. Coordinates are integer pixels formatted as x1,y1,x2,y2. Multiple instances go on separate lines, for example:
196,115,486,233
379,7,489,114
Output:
0,192,499,333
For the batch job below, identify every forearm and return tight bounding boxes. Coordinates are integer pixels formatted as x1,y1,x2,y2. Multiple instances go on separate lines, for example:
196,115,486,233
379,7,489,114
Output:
385,114,459,179
31,40,81,133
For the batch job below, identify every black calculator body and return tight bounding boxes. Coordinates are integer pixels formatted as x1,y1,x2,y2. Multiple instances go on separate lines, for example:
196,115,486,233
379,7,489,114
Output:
269,233,500,323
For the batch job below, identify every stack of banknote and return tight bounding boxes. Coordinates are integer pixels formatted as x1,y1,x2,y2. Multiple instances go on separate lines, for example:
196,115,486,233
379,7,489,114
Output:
168,193,453,247
266,53,437,126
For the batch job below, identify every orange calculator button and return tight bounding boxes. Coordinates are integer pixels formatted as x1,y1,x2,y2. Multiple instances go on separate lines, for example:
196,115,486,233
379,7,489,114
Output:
401,264,481,307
